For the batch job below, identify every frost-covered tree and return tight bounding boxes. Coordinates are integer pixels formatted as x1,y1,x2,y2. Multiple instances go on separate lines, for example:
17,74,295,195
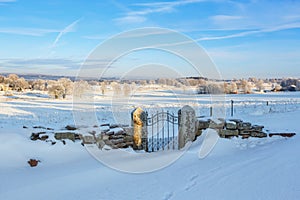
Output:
100,81,107,95
255,79,265,91
240,79,252,94
58,78,73,97
32,79,46,91
229,82,238,94
14,77,29,91
48,84,65,99
73,80,91,98
123,83,131,96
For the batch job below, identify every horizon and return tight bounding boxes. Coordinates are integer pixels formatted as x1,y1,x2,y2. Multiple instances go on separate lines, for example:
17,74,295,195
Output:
0,0,300,79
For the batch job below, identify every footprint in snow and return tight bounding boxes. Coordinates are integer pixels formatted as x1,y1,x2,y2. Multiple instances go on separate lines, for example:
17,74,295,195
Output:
184,175,199,191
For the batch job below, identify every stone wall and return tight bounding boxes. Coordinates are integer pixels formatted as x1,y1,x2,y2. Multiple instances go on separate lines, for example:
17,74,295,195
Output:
195,118,267,139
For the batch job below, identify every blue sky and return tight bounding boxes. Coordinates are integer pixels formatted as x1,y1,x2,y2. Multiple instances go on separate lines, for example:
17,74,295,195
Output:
0,0,300,79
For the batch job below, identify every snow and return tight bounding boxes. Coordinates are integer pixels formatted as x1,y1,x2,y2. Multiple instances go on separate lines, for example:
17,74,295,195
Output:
0,90,300,200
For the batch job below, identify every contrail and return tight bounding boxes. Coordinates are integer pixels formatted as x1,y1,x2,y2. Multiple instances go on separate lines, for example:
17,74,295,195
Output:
52,18,82,48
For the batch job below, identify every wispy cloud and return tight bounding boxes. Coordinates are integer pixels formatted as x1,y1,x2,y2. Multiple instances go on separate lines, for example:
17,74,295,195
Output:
115,0,207,24
51,18,81,48
0,28,59,36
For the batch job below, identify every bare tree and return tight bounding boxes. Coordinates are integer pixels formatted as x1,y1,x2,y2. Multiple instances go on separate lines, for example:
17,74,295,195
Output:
229,82,238,94
255,79,265,92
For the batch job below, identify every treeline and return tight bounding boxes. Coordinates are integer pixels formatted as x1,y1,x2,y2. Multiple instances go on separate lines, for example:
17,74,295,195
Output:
0,74,299,98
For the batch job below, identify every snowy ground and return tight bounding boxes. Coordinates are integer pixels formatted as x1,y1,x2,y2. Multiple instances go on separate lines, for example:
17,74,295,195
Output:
0,90,300,200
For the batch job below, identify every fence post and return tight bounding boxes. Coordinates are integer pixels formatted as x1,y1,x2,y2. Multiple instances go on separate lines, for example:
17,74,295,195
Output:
210,106,213,117
178,105,196,149
231,100,234,117
131,107,148,151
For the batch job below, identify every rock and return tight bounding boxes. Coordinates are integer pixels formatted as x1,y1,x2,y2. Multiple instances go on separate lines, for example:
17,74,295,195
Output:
123,127,134,135
62,140,66,145
100,123,110,127
109,134,125,140
82,136,96,144
195,129,202,137
124,135,133,142
114,129,125,135
109,124,120,129
238,122,252,130
209,120,224,129
251,125,264,132
23,126,28,129
229,119,243,124
197,120,210,130
269,133,296,138
55,132,76,142
30,133,40,141
97,140,106,149
104,140,113,146
242,134,250,139
47,127,54,130
219,129,239,137
40,135,49,141
111,138,125,145
126,141,134,147
65,125,77,130
28,159,40,167
117,143,128,148
105,131,114,136
225,121,237,130
250,132,267,138
33,126,46,129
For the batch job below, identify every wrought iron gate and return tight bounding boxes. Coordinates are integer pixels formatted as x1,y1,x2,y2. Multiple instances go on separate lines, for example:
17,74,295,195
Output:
146,111,179,152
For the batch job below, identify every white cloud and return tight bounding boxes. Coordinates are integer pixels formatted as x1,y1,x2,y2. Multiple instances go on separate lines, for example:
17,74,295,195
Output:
114,15,146,24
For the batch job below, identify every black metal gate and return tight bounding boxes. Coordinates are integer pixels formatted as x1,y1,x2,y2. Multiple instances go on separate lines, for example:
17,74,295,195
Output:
146,111,179,152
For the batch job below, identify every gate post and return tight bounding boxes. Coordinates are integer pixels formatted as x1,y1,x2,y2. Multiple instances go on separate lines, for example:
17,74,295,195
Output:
131,107,148,151
178,105,196,149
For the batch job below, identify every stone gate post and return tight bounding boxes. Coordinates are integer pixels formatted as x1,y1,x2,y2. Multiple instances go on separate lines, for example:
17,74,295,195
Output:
178,105,196,149
131,107,148,151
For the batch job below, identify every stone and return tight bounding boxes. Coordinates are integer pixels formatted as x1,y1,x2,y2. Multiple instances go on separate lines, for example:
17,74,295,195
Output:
124,135,133,142
242,134,250,139
229,119,243,124
219,129,239,137
178,105,196,149
65,125,77,130
238,122,252,130
109,124,120,129
195,129,202,137
105,131,114,136
251,125,264,132
28,159,40,167
23,126,28,129
54,132,76,142
197,120,210,130
114,129,125,135
132,107,148,150
110,138,125,145
97,140,106,149
225,121,237,130
209,120,224,129
109,134,125,140
123,127,134,135
116,143,128,148
82,136,96,144
40,135,49,141
250,132,267,138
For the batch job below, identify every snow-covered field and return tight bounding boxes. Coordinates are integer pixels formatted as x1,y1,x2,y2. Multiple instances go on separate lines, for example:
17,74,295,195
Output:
0,90,300,200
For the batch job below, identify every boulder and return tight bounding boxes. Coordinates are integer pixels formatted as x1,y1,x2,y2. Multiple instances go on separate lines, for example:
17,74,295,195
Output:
54,132,76,142
197,120,210,130
28,159,40,167
82,136,96,144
